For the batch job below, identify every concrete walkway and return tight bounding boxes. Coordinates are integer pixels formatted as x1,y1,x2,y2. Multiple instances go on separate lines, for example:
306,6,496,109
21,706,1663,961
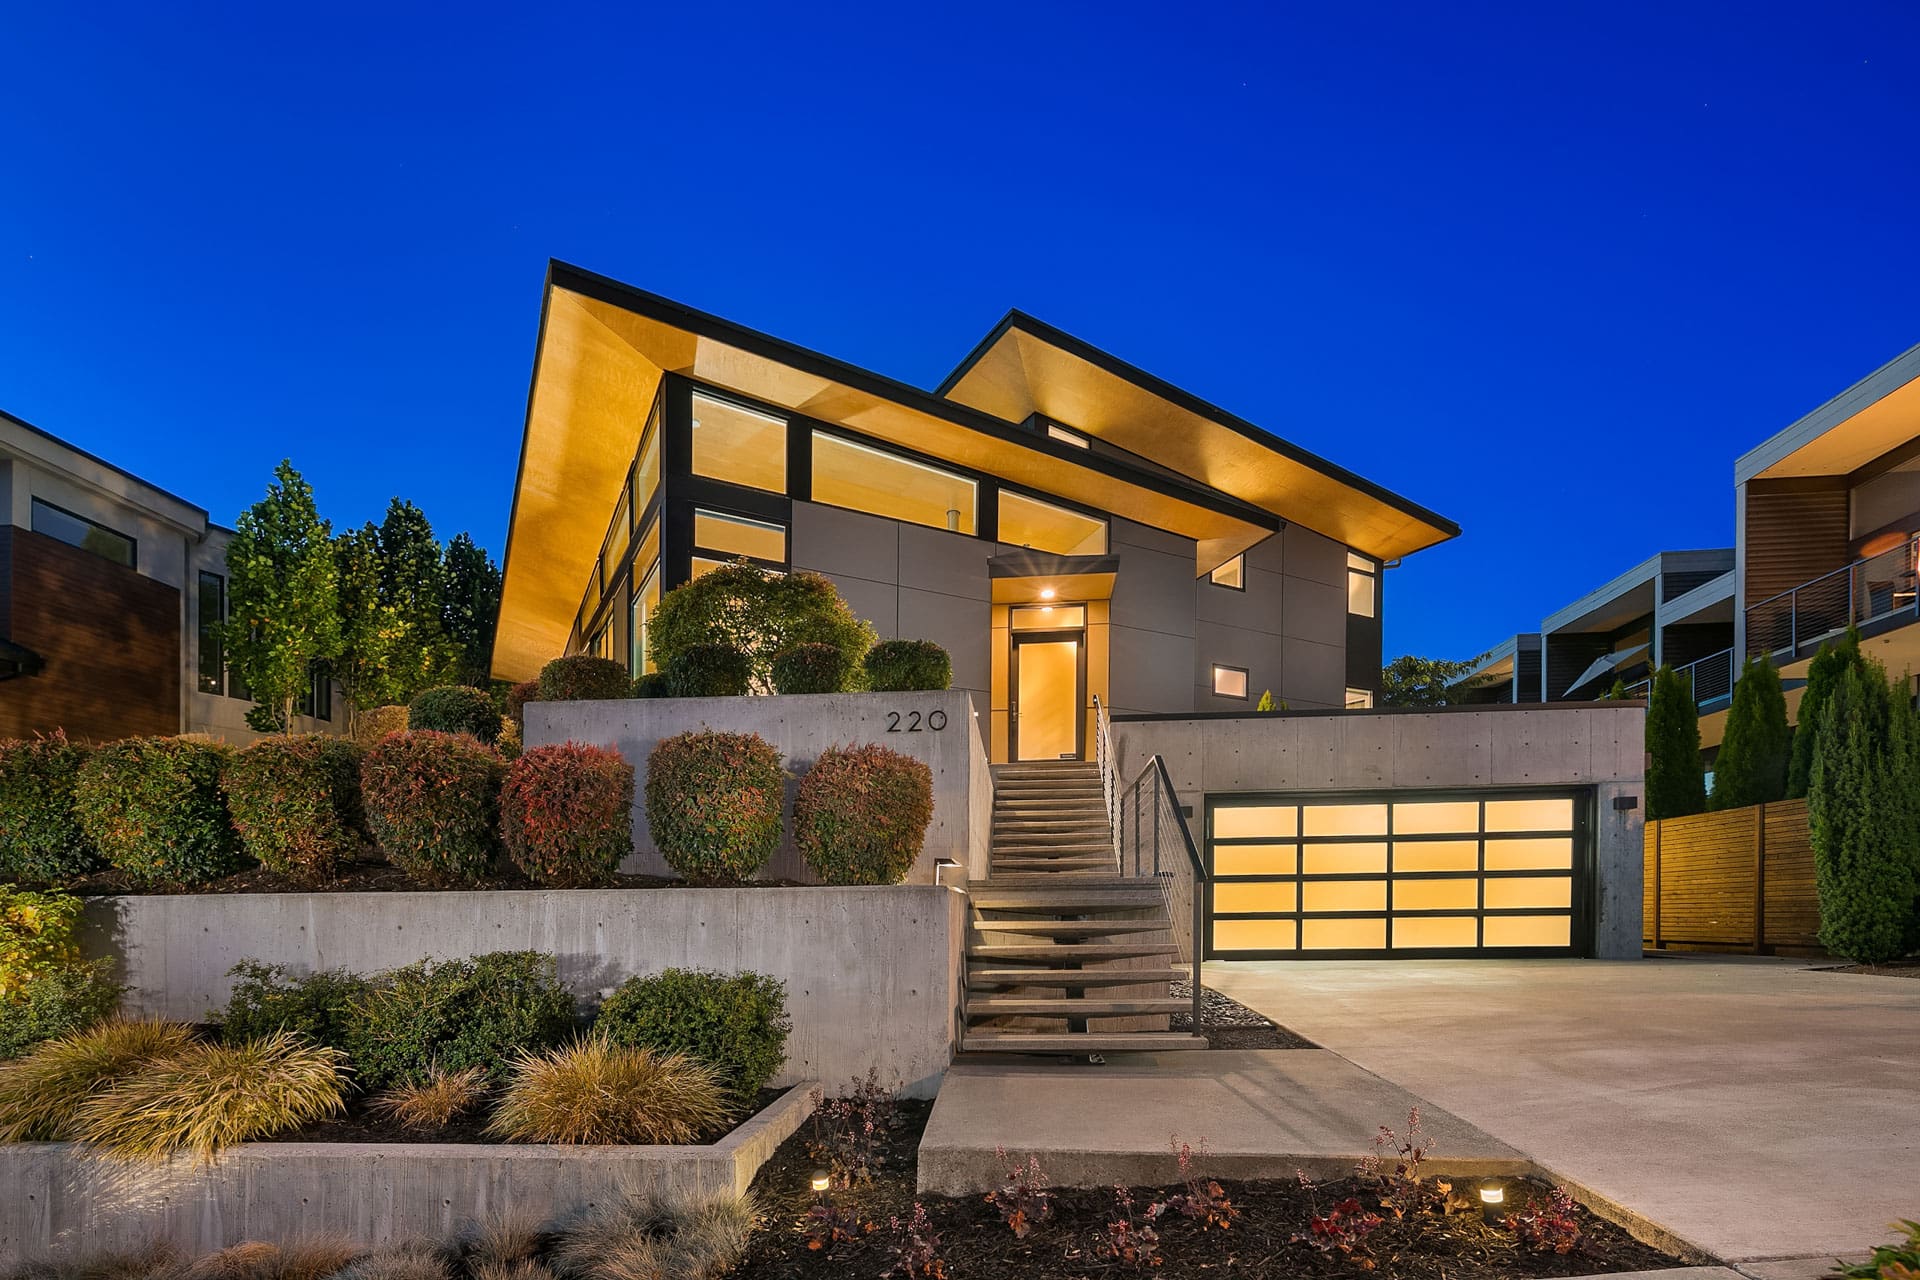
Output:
918,1048,1528,1195
1206,956,1920,1266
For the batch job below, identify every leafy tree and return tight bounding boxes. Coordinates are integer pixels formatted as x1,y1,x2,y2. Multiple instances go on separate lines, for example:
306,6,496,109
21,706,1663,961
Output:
1807,655,1920,964
1645,664,1705,819
1379,654,1478,707
650,562,876,693
441,532,502,687
1710,655,1790,810
332,523,406,721
225,461,341,733
1786,627,1863,799
376,499,458,700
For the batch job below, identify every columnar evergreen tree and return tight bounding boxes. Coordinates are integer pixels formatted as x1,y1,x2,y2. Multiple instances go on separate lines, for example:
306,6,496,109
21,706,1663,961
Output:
1807,655,1920,964
376,498,458,700
1645,664,1706,820
1787,627,1862,798
225,461,342,733
1710,655,1791,810
441,532,503,687
332,522,406,720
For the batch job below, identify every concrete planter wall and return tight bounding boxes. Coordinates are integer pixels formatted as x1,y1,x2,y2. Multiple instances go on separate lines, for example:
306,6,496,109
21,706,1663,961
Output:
526,689,992,883
84,886,966,1097
0,1083,816,1260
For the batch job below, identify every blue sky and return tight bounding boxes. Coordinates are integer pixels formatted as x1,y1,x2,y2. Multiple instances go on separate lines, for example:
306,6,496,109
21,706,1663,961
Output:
4,2,1917,660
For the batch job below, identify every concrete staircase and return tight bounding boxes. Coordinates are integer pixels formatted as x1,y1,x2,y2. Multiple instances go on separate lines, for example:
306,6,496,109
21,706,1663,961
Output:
963,761,1206,1053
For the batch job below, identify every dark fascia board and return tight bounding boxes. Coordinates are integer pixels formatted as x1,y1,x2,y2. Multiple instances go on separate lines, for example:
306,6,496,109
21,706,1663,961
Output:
936,309,1462,540
0,406,211,529
544,262,1278,534
988,551,1121,579
1111,699,1641,723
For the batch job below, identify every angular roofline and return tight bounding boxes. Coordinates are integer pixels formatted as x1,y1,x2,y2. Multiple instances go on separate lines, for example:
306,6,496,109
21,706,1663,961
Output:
936,308,1461,540
1,405,211,533
1735,341,1920,485
1541,548,1733,636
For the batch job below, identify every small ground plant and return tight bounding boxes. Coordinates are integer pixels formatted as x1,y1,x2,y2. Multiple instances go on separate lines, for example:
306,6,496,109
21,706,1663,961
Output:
1507,1185,1585,1256
806,1068,903,1189
888,1201,946,1279
0,1018,197,1141
1097,1185,1163,1267
986,1149,1053,1239
1361,1105,1449,1218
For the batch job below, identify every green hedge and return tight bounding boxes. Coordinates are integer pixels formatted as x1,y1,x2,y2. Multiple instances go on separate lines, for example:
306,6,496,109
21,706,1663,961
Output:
595,968,790,1100
73,737,243,886
223,736,366,882
794,743,934,885
645,732,784,883
0,733,99,884
864,639,952,692
0,960,120,1061
665,644,752,698
342,951,575,1090
538,656,632,702
218,960,372,1051
771,643,851,695
359,731,505,884
408,685,502,744
500,743,634,887
630,672,670,700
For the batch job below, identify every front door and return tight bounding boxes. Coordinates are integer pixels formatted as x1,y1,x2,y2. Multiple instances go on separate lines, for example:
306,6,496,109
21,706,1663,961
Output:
1011,631,1084,761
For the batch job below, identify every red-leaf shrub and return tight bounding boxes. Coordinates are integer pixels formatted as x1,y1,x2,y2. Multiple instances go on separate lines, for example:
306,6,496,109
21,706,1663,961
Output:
538,656,631,703
793,744,933,885
73,737,242,886
500,743,634,887
360,731,505,885
771,643,852,695
223,736,366,882
644,732,784,883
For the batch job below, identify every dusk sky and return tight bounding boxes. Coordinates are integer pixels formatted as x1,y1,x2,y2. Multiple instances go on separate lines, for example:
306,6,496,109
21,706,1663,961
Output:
4,3,1917,661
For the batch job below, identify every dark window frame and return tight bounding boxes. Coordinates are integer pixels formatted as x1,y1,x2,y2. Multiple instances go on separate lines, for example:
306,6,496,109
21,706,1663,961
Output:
1208,554,1247,591
30,497,136,568
1210,663,1251,700
196,570,226,696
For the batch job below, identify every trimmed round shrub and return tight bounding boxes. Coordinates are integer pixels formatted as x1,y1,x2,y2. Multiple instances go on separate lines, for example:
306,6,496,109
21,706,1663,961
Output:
341,951,575,1091
0,733,100,884
665,644,752,698
631,672,669,700
359,731,504,885
771,643,852,695
596,968,790,1100
864,639,952,692
408,685,502,744
488,1038,730,1145
0,960,120,1061
350,704,410,746
222,736,366,882
794,743,934,885
74,737,242,886
506,680,541,730
651,562,876,692
645,732,784,883
539,655,632,703
500,744,634,887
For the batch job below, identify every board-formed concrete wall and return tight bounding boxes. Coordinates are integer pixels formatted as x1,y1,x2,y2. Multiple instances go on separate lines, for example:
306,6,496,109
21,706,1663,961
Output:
527,689,989,882
1112,704,1646,959
83,886,966,1097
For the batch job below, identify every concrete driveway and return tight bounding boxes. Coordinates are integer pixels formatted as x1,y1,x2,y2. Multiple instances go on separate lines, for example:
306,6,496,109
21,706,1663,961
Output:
1206,956,1920,1267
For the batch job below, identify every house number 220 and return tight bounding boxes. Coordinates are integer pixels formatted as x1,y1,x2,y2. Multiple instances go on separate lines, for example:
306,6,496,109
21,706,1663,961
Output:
886,709,947,733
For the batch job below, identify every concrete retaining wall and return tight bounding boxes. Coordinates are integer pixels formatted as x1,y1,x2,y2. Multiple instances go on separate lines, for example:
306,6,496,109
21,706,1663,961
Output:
0,1083,816,1260
83,886,966,1097
526,689,991,882
1113,704,1646,959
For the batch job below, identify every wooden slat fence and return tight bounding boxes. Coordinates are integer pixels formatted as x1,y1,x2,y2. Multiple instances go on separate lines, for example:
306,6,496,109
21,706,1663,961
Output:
1643,797,1823,955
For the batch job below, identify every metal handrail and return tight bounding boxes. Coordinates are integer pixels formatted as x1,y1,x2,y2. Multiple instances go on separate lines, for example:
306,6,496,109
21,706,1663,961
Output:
1118,753,1206,1034
1092,694,1119,871
1622,646,1735,705
1745,535,1920,658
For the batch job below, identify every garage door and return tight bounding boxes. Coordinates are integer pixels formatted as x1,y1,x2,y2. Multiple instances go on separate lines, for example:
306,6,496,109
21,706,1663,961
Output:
1206,792,1587,958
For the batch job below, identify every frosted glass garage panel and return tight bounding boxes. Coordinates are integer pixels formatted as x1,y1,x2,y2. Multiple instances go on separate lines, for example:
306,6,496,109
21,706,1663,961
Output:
1302,803,1387,837
1214,919,1297,951
1303,918,1387,950
1302,880,1387,913
1214,805,1297,839
1484,916,1572,947
1485,798,1574,832
1393,916,1477,948
1301,843,1388,875
1393,840,1480,872
1392,878,1479,911
1483,877,1573,910
1483,838,1574,871
1214,882,1299,913
1213,844,1297,876
1392,801,1480,835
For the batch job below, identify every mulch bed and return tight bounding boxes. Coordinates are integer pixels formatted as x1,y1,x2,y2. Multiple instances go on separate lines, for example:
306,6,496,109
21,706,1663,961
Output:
257,1087,786,1146
38,860,810,896
1170,982,1318,1050
735,1096,1689,1280
1813,959,1920,979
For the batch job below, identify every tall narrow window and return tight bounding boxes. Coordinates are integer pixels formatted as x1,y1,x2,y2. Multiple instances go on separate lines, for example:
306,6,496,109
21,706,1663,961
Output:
998,490,1107,555
632,400,663,514
1209,555,1245,590
630,562,661,674
692,393,787,493
197,571,226,695
1347,552,1377,618
811,431,977,534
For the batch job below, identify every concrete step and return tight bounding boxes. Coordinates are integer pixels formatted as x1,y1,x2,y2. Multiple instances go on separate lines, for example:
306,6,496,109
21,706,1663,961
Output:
968,942,1180,963
969,888,1165,911
971,920,1165,939
991,838,1113,852
994,800,1108,814
966,996,1187,1017
979,875,1158,890
962,1032,1208,1053
968,966,1188,987
993,815,1111,829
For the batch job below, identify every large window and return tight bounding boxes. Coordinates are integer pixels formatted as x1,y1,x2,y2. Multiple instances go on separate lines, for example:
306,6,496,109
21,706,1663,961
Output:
1347,552,1377,618
632,399,662,514
197,571,226,695
998,490,1107,556
31,498,135,568
1208,793,1582,957
694,509,786,565
811,431,977,535
692,393,787,493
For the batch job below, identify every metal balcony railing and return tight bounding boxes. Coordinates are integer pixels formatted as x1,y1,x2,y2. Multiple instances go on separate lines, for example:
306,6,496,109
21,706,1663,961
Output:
1622,646,1735,706
1745,536,1920,659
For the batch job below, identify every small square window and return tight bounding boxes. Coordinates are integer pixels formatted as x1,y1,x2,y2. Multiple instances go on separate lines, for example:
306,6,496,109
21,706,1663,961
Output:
1208,555,1245,590
1347,569,1376,617
1211,664,1249,699
1346,688,1374,709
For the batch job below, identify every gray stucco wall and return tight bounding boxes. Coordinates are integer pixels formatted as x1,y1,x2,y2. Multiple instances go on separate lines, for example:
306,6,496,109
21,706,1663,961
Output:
1111,705,1646,959
527,689,987,883
84,885,966,1098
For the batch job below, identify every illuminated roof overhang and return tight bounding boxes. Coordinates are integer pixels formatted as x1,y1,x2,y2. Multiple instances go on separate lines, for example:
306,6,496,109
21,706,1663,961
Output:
495,264,1280,680
1739,342,1920,484
937,312,1460,562
989,551,1119,604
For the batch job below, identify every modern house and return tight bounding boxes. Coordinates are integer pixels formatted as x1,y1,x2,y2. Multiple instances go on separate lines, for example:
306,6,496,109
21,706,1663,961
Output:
492,262,1461,761
0,408,337,743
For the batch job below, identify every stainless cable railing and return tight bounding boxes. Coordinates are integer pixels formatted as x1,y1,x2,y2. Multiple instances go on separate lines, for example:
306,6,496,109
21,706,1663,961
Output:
1117,754,1205,1033
1092,695,1119,870
1745,536,1920,659
1623,646,1735,705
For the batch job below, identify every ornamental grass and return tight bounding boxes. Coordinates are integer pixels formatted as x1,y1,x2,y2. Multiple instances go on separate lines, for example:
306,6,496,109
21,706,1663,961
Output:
369,1064,489,1130
0,1017,196,1141
71,1029,348,1159
487,1037,729,1146
548,1189,754,1280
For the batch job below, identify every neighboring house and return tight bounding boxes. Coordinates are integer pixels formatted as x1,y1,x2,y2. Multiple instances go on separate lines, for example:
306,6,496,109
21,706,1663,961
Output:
0,408,338,744
492,263,1461,760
